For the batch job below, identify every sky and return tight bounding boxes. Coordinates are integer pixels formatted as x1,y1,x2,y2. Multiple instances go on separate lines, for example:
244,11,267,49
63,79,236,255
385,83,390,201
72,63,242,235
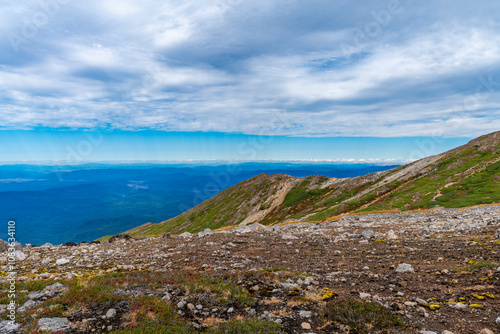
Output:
0,0,499,162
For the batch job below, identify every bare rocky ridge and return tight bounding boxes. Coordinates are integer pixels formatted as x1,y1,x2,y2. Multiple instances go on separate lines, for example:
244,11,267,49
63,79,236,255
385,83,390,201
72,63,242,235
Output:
2,205,500,333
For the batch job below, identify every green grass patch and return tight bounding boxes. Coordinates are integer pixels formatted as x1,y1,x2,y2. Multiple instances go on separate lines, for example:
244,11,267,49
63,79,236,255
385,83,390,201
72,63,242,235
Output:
174,274,256,307
208,318,284,334
323,300,410,334
461,260,498,272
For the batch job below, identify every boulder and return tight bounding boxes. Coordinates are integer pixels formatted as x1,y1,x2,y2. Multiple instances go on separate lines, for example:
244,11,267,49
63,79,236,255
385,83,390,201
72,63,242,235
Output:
108,234,131,243
248,223,266,232
0,240,23,252
56,258,70,265
360,230,374,239
38,318,70,332
0,320,19,333
0,240,9,252
63,242,78,247
395,263,415,273
15,251,26,261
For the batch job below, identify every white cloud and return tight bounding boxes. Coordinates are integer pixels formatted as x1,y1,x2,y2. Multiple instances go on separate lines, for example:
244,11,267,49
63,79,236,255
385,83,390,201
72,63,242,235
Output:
0,0,499,137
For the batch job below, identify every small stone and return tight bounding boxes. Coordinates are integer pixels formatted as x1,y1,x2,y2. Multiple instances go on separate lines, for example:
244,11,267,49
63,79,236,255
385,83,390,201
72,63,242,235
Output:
299,310,312,318
360,230,374,239
479,329,494,334
416,298,428,306
187,303,195,310
227,307,234,313
301,322,311,330
442,331,454,334
56,258,70,265
18,300,39,312
395,263,415,273
496,316,500,325
454,303,466,310
106,309,116,318
359,293,371,299
386,232,398,240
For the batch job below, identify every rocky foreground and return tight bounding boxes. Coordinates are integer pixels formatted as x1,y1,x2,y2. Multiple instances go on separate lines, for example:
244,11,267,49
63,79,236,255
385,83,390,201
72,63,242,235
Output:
1,206,500,333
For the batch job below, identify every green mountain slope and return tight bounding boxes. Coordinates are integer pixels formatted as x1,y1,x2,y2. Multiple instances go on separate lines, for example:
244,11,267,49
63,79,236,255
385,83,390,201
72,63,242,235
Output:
125,131,500,237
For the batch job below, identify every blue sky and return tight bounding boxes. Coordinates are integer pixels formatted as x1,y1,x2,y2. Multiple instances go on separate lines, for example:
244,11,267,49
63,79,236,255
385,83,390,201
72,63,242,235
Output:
0,0,499,162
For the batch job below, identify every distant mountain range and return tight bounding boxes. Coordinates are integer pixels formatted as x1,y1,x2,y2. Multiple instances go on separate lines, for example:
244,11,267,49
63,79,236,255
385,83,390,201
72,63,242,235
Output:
126,131,500,237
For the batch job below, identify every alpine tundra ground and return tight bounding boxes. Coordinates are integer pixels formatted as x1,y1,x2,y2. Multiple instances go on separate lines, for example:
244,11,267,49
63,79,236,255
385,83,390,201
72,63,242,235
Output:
1,205,499,333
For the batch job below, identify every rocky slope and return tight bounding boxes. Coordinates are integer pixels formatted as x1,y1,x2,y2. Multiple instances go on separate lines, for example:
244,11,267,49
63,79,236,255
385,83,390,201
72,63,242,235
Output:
1,205,500,333
125,131,500,238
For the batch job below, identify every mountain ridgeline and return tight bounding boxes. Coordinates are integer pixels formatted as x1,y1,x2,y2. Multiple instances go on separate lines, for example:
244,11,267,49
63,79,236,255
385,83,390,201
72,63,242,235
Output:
126,131,500,237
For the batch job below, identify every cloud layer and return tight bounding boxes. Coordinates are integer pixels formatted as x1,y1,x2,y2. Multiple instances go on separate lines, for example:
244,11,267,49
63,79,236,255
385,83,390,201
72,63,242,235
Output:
1,0,499,137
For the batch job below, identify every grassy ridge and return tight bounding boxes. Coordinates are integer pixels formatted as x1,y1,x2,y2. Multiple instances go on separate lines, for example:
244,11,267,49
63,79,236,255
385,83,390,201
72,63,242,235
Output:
123,131,500,237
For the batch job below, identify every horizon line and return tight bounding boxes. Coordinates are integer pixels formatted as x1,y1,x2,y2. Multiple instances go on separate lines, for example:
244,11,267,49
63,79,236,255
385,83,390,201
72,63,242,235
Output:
0,158,410,166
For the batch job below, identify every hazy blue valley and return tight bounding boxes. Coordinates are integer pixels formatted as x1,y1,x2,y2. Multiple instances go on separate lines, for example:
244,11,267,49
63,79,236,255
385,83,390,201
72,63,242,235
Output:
0,163,398,245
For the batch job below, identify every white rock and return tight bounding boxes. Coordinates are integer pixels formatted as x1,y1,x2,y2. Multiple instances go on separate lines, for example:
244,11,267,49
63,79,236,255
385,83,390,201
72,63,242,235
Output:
282,234,298,240
38,318,70,332
56,258,70,265
386,232,398,240
0,320,19,333
299,310,312,318
248,223,266,231
359,293,371,299
15,251,26,261
106,308,116,318
395,263,414,273
360,230,374,239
